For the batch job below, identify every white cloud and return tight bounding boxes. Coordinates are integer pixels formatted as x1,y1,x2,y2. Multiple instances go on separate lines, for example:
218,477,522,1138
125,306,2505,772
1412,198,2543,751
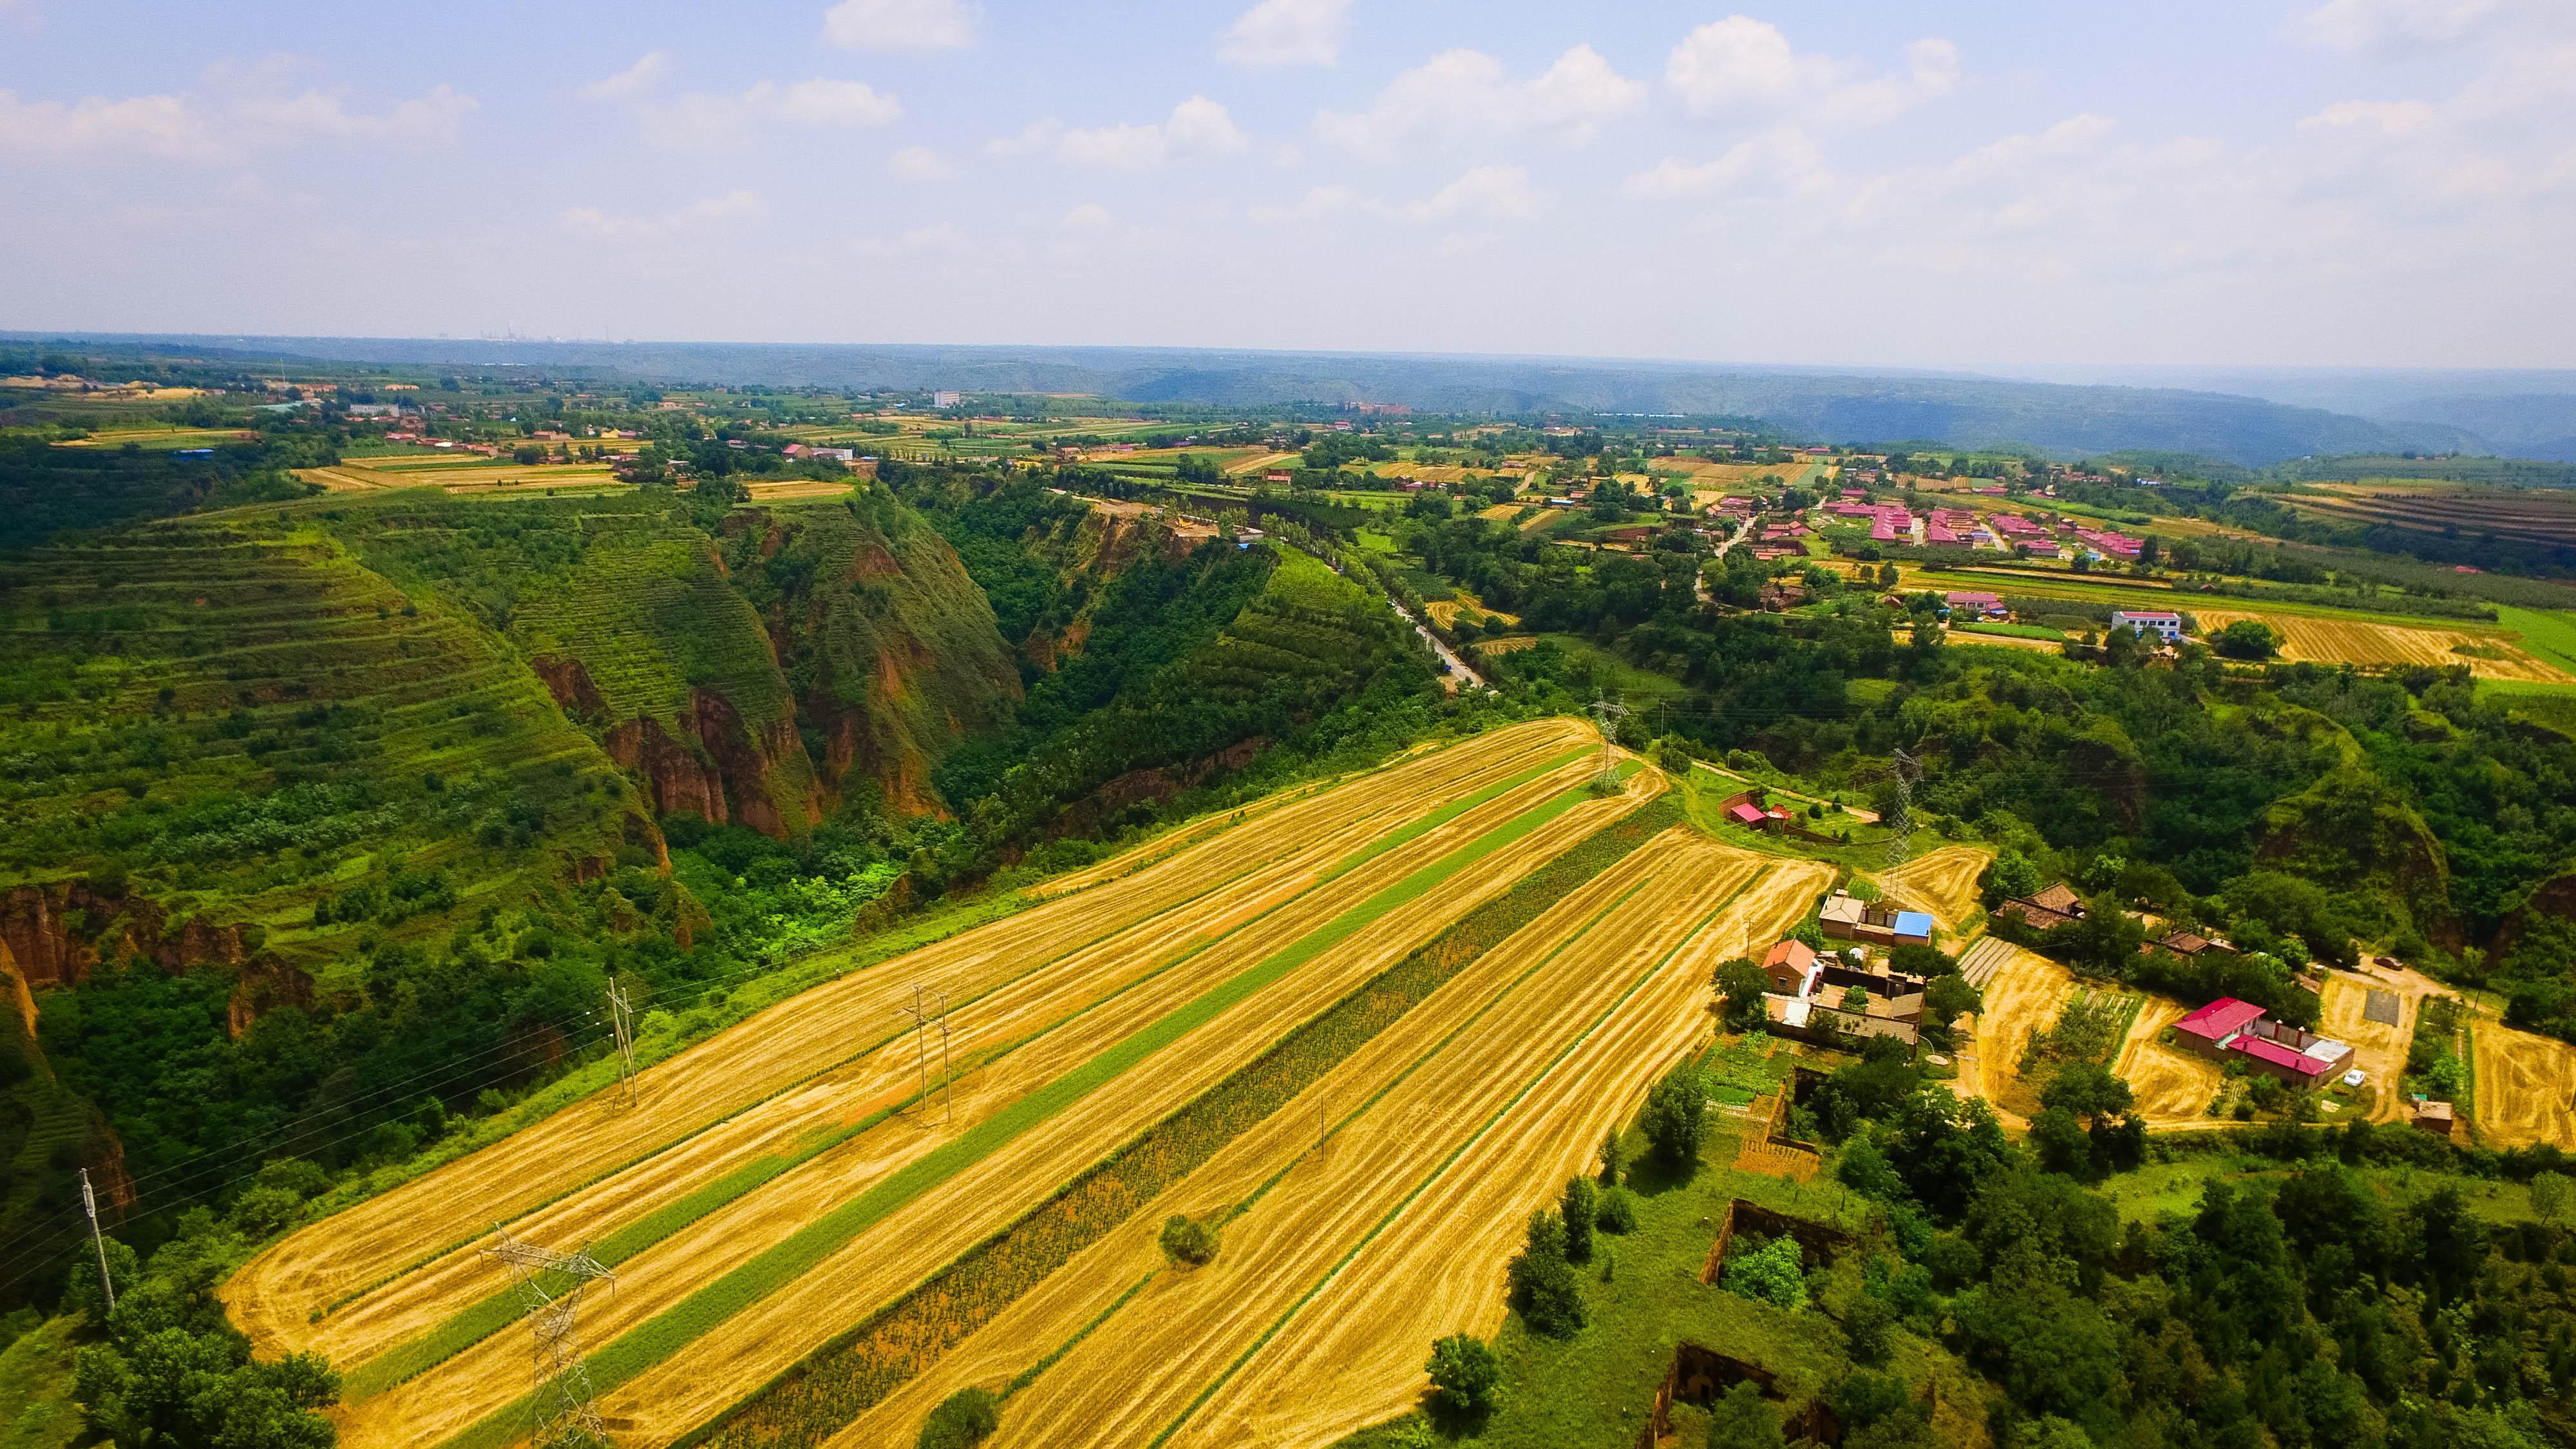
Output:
580,52,669,102
1665,17,1957,128
562,189,765,245
2299,99,2441,135
1403,164,1542,222
888,144,955,179
2295,0,2507,50
1248,184,1363,223
231,84,477,147
1220,0,1351,68
634,78,900,149
1623,126,1833,199
0,79,474,162
1314,44,1645,157
1247,166,1542,225
822,0,976,52
994,97,1248,169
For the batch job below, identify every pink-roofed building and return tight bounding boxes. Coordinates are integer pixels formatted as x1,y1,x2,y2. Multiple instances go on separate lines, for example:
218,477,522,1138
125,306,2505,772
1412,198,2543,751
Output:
1944,591,2006,618
1989,514,2045,538
2175,998,2268,1056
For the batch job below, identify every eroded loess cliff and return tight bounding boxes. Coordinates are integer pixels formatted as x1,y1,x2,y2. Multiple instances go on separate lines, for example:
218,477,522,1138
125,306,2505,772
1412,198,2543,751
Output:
721,497,1021,817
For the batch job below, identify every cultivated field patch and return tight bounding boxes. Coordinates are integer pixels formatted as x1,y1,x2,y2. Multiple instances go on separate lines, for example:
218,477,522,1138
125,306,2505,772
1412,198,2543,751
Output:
2318,971,2421,1121
2469,1019,2576,1150
2113,998,2224,1127
1869,845,1991,934
2193,608,2571,683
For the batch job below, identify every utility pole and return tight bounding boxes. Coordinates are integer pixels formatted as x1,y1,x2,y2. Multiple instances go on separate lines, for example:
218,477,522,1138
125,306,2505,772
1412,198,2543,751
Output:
484,1225,614,1449
899,985,951,1123
79,1169,114,1315
1586,695,1630,790
605,977,638,1107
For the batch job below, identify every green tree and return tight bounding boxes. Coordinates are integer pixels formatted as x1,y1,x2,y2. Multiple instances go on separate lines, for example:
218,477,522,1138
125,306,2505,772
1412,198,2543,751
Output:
1598,1127,1625,1186
1159,1213,1218,1266
1425,1333,1502,1419
1720,1237,1808,1309
1640,1062,1710,1172
1714,956,1772,1031
1980,851,2044,904
2532,1170,2570,1223
1559,1175,1598,1264
1506,1208,1585,1337
2211,620,2278,659
918,1387,1001,1449
1705,1381,1786,1449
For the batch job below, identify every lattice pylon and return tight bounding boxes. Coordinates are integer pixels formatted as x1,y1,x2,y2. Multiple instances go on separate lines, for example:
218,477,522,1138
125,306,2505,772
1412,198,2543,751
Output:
484,1224,616,1448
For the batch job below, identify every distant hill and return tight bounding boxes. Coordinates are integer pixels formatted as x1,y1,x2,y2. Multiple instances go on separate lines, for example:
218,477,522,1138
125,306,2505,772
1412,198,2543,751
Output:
6,333,2523,468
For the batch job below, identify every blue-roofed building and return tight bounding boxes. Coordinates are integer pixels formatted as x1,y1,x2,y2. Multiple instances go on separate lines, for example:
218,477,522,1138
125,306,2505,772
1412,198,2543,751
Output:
1889,911,1935,946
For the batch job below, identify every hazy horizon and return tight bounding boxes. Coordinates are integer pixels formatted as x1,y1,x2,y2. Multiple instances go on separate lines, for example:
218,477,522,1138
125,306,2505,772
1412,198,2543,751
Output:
5,1,2573,368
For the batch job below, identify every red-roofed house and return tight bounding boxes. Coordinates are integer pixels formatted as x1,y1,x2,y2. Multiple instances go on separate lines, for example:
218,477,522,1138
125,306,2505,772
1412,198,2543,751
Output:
1761,938,1821,994
2175,998,2267,1055
1944,591,2006,618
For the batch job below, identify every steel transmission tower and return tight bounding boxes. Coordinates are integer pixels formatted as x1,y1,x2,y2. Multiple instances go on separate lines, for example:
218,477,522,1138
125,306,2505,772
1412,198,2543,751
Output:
484,1225,616,1449
1884,748,1920,867
1586,696,1631,790
898,984,954,1124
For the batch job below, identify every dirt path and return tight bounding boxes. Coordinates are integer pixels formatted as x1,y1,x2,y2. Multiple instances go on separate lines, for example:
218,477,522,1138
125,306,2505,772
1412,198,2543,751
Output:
2318,971,2421,1122
2114,998,2223,1126
1870,846,1991,934
590,769,1665,1448
227,720,1592,1359
2470,1018,2576,1149
961,835,1792,1449
314,748,1604,1396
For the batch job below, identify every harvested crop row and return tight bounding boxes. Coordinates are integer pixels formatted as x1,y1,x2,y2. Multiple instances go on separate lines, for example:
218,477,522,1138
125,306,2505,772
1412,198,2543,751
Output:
320,739,1595,1387
443,764,1664,1449
980,835,1795,1449
2193,608,2570,684
227,719,1593,1356
2113,999,2224,1127
342,751,1609,1443
2469,1019,2576,1150
822,799,1703,1449
1951,940,2071,1130
1871,844,1991,933
1174,851,1833,1449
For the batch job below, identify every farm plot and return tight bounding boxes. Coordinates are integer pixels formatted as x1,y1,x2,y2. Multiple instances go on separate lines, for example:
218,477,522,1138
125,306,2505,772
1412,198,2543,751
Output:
2469,1019,2576,1150
2113,999,2224,1127
225,720,1595,1357
2192,608,2571,684
1950,938,2074,1129
1870,845,1991,933
934,837,1814,1449
2318,972,2420,1121
318,741,1595,1387
570,769,1665,1449
337,752,1624,1448
1168,855,1834,1449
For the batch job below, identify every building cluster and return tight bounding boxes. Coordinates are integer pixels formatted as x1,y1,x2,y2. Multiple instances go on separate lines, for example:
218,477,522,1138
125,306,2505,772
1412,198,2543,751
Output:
1755,933,1929,1048
2174,998,2356,1086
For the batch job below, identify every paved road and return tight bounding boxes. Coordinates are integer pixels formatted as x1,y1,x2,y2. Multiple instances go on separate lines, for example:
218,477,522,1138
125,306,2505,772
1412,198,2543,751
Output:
1388,596,1485,690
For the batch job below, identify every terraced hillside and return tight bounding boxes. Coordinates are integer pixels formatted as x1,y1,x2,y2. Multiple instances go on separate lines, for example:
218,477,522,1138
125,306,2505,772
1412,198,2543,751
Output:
0,515,649,988
215,721,1825,1449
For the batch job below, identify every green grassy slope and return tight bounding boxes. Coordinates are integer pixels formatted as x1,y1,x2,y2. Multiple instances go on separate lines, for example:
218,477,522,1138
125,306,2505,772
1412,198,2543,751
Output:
0,514,649,980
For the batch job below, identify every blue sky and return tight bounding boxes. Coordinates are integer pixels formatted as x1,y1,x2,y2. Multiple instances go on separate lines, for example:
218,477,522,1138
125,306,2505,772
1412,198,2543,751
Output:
2,0,2570,368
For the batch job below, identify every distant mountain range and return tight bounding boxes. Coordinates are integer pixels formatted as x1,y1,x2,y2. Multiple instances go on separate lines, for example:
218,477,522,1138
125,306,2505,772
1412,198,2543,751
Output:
17,333,2576,468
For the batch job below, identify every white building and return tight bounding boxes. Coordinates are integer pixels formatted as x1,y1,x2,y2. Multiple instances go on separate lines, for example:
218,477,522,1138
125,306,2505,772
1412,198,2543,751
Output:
2110,610,2184,642
932,390,962,408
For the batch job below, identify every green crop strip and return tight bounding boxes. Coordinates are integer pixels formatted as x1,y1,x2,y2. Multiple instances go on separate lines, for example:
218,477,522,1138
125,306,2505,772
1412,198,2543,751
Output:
348,741,1579,1397
673,795,1681,1449
1151,865,1753,1449
441,778,1610,1449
